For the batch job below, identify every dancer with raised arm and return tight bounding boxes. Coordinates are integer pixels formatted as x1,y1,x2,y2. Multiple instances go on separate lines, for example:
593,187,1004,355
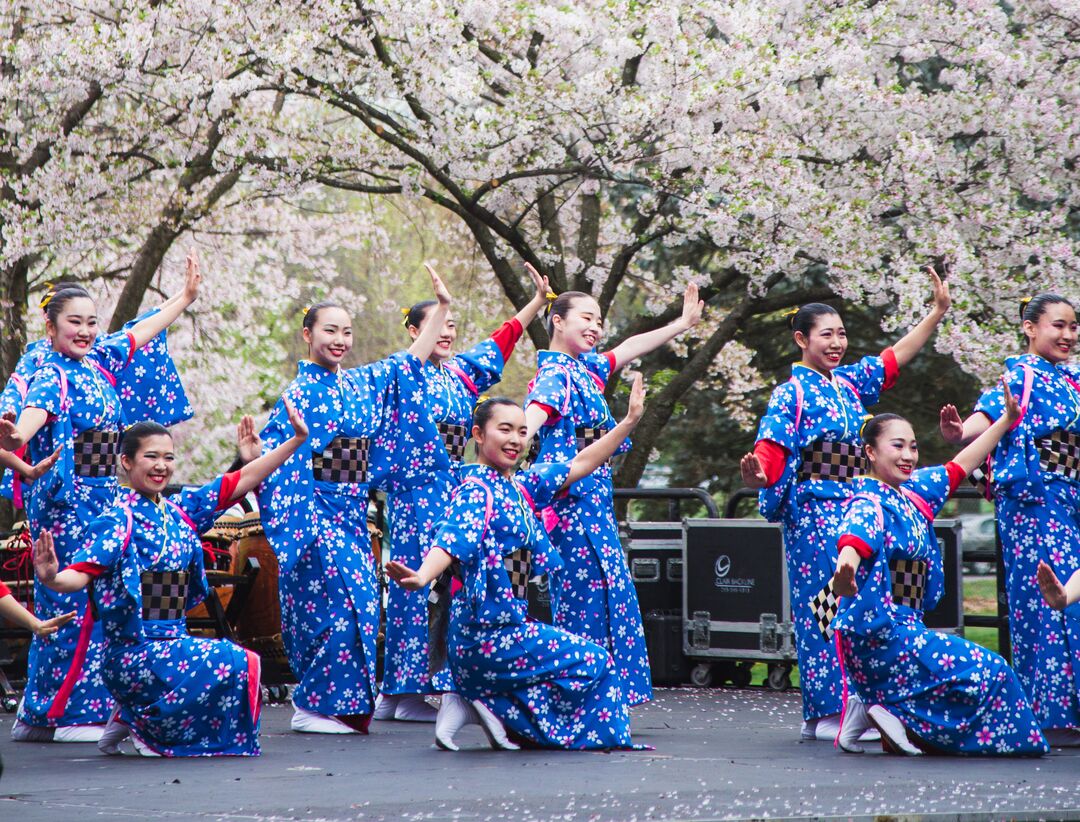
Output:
941,294,1080,745
523,284,703,706
388,374,647,751
738,268,950,742
257,266,452,734
378,263,549,723
0,255,201,742
828,393,1047,757
33,409,307,757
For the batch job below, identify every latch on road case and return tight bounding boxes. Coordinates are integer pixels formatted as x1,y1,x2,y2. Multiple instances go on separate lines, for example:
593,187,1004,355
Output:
691,610,710,650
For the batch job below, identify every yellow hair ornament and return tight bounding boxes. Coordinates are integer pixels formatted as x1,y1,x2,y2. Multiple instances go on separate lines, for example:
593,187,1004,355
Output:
39,281,57,310
783,306,800,329
302,305,312,316
545,290,558,303
401,306,411,327
1019,295,1033,321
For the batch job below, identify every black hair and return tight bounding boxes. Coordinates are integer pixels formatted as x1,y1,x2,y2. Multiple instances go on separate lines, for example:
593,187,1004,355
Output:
473,397,521,431
860,413,909,455
1020,293,1073,324
788,303,841,338
403,300,437,330
120,421,171,461
546,290,593,336
39,281,88,311
302,300,347,331
44,287,95,326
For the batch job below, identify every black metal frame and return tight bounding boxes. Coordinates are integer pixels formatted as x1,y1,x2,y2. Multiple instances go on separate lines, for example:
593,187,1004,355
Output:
614,487,720,520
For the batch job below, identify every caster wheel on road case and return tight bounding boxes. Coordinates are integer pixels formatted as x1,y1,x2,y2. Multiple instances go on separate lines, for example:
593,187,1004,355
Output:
690,663,714,688
766,664,792,692
732,662,753,688
2,697,17,713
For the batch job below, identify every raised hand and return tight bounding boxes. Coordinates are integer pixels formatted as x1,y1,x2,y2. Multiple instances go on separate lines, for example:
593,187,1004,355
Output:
832,562,859,598
624,373,646,426
1001,383,1020,426
0,411,18,451
283,397,308,441
525,262,550,303
386,560,425,591
424,263,452,306
183,249,202,305
680,282,704,330
939,404,964,444
33,531,59,585
739,452,768,490
236,415,261,464
32,610,77,638
1037,560,1068,611
926,263,951,314
25,447,61,482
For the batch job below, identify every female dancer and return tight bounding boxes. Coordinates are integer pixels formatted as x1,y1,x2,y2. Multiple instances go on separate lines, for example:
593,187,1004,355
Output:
378,263,549,722
940,294,1080,744
522,284,703,707
1,281,191,507
387,374,647,751
828,401,1047,756
0,258,201,742
257,266,452,734
32,410,307,757
738,269,950,741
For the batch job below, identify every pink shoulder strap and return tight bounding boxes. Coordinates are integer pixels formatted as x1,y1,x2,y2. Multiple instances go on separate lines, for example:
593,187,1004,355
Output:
10,373,28,401
461,476,495,543
444,361,478,397
1010,364,1035,431
165,497,199,533
789,376,804,433
513,479,537,513
834,374,858,397
899,487,935,522
91,360,116,388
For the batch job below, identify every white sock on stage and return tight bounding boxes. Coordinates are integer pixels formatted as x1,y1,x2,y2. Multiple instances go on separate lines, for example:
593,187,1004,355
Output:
130,733,161,757
394,694,438,722
290,704,358,734
10,719,54,742
373,693,400,721
434,693,478,751
97,710,129,755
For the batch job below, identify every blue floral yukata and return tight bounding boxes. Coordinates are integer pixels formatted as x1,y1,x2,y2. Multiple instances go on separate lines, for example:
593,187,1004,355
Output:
1,316,191,508
433,462,634,749
17,329,188,731
67,481,261,757
754,353,895,722
973,353,1080,732
258,354,423,718
833,470,1047,755
383,332,511,696
525,349,652,706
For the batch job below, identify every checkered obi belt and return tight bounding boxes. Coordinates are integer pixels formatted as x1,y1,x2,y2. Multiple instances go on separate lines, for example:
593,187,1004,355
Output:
312,436,370,483
797,440,864,484
576,426,612,465
890,559,927,611
810,558,928,640
73,429,120,478
140,570,189,621
1037,429,1080,482
438,422,469,463
503,548,531,600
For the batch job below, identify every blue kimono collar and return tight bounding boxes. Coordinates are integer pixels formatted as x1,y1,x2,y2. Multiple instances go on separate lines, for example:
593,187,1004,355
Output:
791,362,840,384
1005,353,1066,375
298,359,340,386
537,349,585,369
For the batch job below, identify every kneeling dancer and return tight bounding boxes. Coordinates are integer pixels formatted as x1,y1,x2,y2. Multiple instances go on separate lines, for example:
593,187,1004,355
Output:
829,393,1047,756
32,409,308,756
387,374,648,751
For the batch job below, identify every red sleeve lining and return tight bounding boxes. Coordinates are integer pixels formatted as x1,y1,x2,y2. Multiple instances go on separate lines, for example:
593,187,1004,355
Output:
753,440,789,487
881,346,898,391
945,461,966,496
67,562,106,578
837,534,874,560
603,351,617,374
125,332,137,367
217,470,242,511
528,400,559,424
489,318,524,361
0,579,10,598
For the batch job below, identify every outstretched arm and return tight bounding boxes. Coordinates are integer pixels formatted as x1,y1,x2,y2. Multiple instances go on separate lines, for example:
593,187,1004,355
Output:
386,547,454,590
126,249,202,351
224,401,308,503
605,284,703,371
890,266,951,369
510,263,551,331
561,373,645,489
0,446,60,483
0,591,76,638
831,548,862,597
408,264,453,361
34,531,92,594
948,384,1019,477
1038,561,1080,611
